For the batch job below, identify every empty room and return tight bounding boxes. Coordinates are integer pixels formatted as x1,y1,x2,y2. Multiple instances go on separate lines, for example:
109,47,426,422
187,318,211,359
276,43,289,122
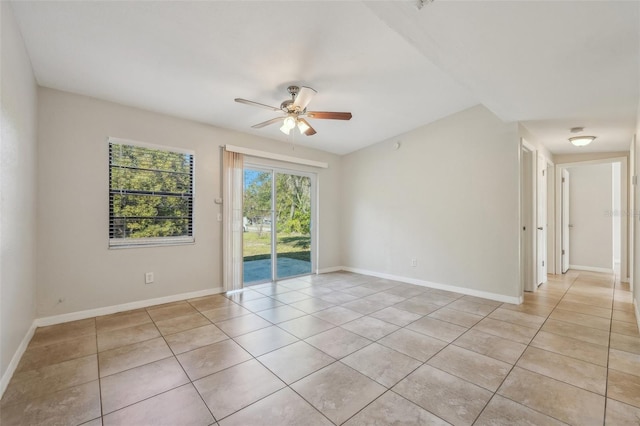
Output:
2,1,640,425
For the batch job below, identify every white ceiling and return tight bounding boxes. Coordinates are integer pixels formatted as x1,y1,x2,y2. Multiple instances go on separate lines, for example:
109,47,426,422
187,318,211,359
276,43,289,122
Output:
10,1,639,155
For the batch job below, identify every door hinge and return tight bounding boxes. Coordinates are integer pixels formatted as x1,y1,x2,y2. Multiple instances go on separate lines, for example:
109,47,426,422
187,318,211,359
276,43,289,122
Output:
542,170,545,177
562,249,565,255
562,177,565,183
542,260,545,267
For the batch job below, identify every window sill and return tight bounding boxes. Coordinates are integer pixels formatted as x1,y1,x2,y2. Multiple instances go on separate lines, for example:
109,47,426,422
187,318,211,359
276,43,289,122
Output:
109,238,195,249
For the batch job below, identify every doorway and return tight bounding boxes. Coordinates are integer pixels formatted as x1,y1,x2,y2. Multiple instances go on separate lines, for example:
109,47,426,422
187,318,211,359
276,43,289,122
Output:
555,157,628,278
561,169,570,273
536,154,548,285
242,166,314,285
521,142,536,292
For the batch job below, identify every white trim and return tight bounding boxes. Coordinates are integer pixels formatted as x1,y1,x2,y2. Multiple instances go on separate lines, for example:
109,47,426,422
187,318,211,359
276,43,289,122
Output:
317,266,344,274
557,156,628,169
225,144,328,169
109,238,195,249
634,298,640,336
341,267,523,304
0,286,224,399
521,139,536,152
0,322,37,399
35,287,224,327
568,265,614,274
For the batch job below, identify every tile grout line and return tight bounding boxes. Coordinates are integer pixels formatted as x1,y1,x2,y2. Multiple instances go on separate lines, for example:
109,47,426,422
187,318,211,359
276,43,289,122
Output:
152,303,219,425
94,317,104,424
10,271,635,425
603,269,621,425
469,273,578,425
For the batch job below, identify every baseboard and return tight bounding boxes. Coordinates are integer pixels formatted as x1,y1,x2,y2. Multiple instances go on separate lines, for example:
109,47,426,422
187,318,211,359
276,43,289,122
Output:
341,267,522,305
569,265,614,274
317,266,345,274
0,321,37,399
1,286,225,400
35,286,224,327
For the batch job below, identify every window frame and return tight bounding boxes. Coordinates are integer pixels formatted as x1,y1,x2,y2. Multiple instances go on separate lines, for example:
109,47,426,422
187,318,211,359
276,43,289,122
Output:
108,137,195,249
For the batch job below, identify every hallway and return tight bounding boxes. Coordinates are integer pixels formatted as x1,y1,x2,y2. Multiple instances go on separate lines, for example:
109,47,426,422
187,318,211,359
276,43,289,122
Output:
499,270,640,424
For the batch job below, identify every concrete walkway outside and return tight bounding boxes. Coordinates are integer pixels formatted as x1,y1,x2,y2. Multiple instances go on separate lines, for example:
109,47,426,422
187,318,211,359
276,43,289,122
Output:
244,257,311,284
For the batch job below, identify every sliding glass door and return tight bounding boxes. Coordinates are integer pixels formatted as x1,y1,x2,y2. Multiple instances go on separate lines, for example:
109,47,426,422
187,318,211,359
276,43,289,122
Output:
275,173,312,279
242,169,273,284
243,167,314,285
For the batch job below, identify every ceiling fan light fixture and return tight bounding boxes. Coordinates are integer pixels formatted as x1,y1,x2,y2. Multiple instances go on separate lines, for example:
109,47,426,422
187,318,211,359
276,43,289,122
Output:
297,119,310,134
284,116,296,129
279,124,291,135
280,116,296,135
569,136,596,147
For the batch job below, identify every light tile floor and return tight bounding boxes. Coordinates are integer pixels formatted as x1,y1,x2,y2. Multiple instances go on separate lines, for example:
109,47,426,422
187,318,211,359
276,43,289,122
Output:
1,270,639,425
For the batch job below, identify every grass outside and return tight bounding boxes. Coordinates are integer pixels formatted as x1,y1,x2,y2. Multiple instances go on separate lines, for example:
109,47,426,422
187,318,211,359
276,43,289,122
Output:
243,232,311,262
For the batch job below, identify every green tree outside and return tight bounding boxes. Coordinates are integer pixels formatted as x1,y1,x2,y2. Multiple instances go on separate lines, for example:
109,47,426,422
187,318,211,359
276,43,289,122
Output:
109,143,194,240
243,170,311,261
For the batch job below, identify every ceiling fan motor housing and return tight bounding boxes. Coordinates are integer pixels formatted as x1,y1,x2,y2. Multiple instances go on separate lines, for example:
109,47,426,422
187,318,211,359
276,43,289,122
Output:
280,99,295,113
282,86,304,113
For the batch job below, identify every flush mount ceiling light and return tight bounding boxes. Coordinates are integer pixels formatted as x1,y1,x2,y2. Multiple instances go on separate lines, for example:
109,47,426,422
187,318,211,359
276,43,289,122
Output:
569,136,596,147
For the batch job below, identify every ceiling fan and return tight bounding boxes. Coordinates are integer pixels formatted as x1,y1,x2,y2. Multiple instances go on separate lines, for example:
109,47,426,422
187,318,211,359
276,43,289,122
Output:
234,85,352,136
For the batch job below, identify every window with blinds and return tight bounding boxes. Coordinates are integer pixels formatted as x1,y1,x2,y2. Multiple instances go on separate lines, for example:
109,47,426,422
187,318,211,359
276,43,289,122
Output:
109,138,194,247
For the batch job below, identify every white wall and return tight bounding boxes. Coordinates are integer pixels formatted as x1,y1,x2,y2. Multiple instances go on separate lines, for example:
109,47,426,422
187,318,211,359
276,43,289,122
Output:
613,162,621,263
634,108,640,322
568,163,613,271
340,105,521,299
36,88,342,317
0,1,38,387
555,152,629,164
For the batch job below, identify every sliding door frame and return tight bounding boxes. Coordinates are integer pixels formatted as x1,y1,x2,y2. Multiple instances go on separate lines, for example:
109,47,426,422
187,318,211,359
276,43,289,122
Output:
244,162,317,284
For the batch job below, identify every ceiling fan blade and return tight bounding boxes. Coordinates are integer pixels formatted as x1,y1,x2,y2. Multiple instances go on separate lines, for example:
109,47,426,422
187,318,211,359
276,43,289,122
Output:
293,86,317,110
251,117,284,129
298,118,316,136
235,98,281,112
306,111,352,120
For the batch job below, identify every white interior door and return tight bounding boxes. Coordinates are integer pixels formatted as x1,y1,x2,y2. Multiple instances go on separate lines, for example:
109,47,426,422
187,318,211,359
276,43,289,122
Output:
537,155,547,284
521,146,535,292
562,169,570,273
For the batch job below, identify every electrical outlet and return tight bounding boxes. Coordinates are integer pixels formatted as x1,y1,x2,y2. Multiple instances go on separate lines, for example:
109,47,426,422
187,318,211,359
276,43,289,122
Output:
145,272,154,284
411,257,417,267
